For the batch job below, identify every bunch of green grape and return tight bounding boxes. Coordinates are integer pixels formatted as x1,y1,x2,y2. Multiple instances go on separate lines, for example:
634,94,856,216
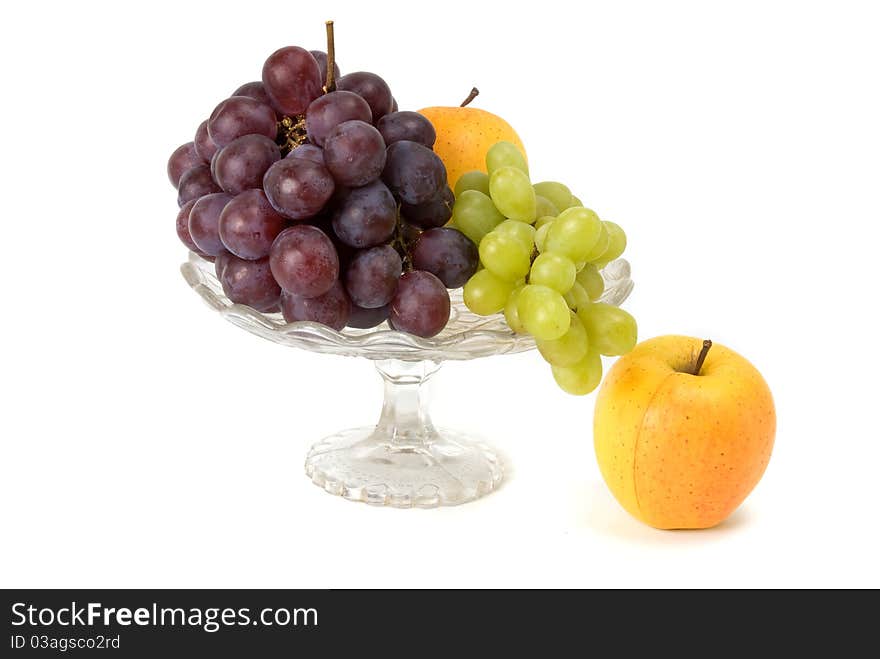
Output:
452,142,637,395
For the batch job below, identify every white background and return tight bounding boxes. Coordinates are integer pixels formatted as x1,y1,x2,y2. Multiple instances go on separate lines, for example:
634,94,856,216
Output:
1,0,878,588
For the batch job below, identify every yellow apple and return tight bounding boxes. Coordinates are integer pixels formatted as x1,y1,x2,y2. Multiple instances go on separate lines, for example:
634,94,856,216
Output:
419,88,526,190
593,335,775,529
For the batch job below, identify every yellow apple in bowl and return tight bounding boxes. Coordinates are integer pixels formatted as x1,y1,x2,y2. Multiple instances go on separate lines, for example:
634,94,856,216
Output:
593,335,775,529
419,88,526,190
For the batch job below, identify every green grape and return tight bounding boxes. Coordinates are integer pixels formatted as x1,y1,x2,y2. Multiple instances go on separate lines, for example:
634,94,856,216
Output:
452,190,504,244
504,285,527,333
535,222,553,253
517,284,571,340
599,221,627,263
576,264,605,301
494,220,536,252
569,195,584,208
544,207,602,262
490,166,536,222
486,141,529,176
479,232,531,281
577,302,637,355
551,349,603,395
563,281,590,310
529,252,576,293
532,181,573,212
535,215,556,229
463,269,516,316
537,311,589,366
584,222,610,262
454,171,490,197
535,195,559,219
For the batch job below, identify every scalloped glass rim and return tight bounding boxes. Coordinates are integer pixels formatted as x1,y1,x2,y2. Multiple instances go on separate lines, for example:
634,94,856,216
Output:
181,252,633,362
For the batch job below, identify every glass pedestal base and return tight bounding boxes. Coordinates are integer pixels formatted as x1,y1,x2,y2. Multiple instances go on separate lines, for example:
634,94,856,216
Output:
305,427,502,508
304,359,502,508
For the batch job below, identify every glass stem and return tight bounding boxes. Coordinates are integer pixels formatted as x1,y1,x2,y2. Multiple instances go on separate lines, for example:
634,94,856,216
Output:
374,359,441,448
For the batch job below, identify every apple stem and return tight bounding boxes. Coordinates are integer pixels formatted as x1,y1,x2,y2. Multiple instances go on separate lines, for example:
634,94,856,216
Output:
324,20,336,93
460,87,479,107
692,339,713,376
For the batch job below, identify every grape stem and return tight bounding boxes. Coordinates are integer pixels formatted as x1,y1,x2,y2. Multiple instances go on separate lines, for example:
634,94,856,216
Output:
692,339,712,376
460,87,479,107
324,20,336,93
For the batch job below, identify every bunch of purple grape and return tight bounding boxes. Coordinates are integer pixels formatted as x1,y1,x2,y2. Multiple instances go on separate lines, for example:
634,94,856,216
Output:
169,39,478,338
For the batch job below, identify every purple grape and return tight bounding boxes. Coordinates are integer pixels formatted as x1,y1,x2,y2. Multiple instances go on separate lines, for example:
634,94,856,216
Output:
310,50,341,85
323,120,386,187
194,120,219,162
219,189,286,260
269,225,339,297
411,228,479,288
347,304,389,329
382,140,446,205
168,142,203,188
337,72,393,123
188,193,233,256
233,81,272,107
280,280,350,330
344,245,402,309
263,158,335,220
219,254,281,312
376,111,436,148
207,96,277,147
400,185,454,229
286,143,325,164
389,271,451,338
176,199,200,252
390,98,399,113
177,164,221,207
305,91,372,147
213,134,280,195
331,180,397,248
262,46,323,117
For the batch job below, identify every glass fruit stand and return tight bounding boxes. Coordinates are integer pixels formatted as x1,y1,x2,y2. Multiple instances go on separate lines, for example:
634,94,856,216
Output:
182,254,633,507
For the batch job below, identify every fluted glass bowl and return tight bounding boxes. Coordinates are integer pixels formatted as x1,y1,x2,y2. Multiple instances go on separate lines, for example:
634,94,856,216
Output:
182,253,633,507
